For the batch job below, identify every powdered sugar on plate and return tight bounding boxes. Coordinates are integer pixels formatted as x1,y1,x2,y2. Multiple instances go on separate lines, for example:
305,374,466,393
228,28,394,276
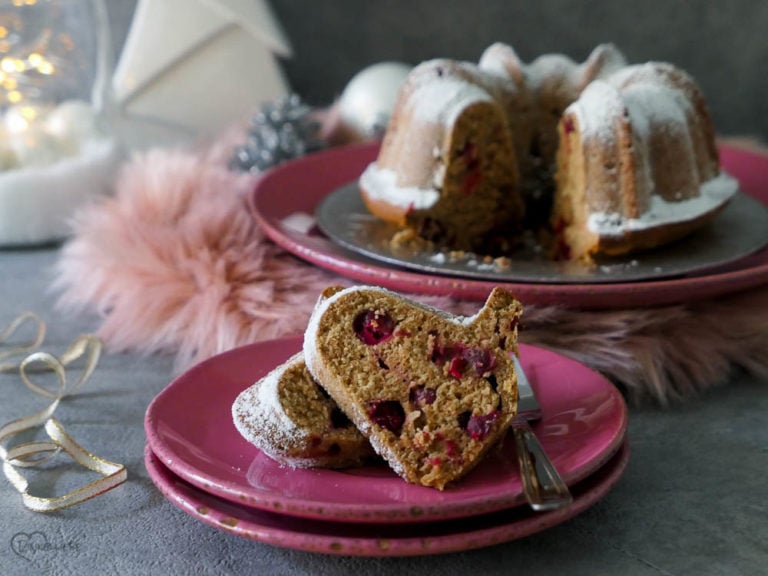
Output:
588,172,739,236
281,212,317,235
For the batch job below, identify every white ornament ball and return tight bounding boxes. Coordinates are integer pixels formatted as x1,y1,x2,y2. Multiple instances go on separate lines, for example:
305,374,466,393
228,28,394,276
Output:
338,62,412,140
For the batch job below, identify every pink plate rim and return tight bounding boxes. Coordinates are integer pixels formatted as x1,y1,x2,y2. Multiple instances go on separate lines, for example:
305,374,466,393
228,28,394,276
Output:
145,441,630,557
249,141,768,309
145,337,628,524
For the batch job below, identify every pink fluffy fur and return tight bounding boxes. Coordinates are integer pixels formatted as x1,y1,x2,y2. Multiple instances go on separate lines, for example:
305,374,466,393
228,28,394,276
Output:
54,134,768,404
54,146,344,370
518,289,768,404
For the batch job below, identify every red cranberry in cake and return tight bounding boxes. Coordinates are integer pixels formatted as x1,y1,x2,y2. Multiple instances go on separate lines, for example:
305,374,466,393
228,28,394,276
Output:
459,141,483,194
367,399,405,435
448,356,465,378
409,385,437,408
353,309,396,345
463,410,500,440
430,340,497,378
462,347,497,376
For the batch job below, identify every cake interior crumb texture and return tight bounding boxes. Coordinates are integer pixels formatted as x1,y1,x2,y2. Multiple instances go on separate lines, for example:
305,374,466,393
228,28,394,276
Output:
232,352,375,469
304,286,523,489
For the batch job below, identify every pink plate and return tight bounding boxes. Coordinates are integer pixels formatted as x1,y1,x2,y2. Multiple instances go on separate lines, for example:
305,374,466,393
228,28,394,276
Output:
145,441,630,557
248,141,768,308
145,338,627,524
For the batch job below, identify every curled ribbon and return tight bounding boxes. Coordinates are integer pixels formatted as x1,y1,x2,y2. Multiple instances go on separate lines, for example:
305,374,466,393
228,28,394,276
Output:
0,311,46,371
0,315,127,512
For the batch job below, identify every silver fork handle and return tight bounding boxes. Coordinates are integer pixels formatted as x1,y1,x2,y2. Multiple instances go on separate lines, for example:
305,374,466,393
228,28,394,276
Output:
512,422,574,511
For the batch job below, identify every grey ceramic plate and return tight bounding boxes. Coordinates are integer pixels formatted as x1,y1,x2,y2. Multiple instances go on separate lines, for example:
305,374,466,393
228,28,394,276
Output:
315,182,768,284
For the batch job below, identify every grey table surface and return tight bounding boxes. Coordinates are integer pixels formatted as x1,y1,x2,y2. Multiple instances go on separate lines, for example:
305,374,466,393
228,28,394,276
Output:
0,247,766,576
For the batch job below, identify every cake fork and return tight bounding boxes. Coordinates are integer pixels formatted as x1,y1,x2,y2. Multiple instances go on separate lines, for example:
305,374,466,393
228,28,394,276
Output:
511,355,573,511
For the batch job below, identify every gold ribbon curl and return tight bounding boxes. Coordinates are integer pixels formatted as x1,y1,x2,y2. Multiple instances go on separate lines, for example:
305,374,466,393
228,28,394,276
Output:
0,311,46,370
0,314,127,512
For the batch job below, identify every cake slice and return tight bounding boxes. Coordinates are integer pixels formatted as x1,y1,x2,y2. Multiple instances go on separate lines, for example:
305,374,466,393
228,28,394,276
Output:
303,285,523,489
232,352,376,469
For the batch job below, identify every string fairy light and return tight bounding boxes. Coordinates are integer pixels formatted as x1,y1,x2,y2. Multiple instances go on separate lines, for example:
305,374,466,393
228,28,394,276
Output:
0,1,107,172
0,3,67,108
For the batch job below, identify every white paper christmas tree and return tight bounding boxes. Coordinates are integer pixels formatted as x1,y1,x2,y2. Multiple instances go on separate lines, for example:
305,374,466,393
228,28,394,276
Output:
112,0,292,138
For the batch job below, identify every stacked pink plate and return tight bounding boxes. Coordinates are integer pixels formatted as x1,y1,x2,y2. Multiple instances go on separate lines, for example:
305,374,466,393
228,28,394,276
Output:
145,339,628,557
248,141,768,309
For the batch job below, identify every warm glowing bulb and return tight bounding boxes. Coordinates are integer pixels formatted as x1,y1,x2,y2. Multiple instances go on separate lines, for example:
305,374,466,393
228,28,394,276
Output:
3,77,17,90
7,90,22,104
5,114,28,133
28,53,43,68
20,106,38,121
26,0,38,5
1,58,25,72
37,61,54,75
0,27,7,39
1,58,16,73
11,0,24,7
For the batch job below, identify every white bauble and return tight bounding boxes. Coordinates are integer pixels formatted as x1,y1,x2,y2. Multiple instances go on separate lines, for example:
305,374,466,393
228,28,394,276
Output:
338,62,411,140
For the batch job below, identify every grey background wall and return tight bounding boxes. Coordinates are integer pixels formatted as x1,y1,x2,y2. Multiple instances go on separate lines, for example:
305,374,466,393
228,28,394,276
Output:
107,1,768,141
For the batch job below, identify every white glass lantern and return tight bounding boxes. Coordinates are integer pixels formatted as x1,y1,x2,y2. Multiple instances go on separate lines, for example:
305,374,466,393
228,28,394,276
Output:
0,0,121,246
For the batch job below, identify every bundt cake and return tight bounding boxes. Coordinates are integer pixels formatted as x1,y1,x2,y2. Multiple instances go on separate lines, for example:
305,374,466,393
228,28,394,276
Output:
232,351,376,469
358,43,739,261
303,285,523,490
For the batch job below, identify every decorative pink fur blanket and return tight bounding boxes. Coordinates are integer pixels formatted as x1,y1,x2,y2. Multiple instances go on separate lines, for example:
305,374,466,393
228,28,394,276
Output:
53,138,768,406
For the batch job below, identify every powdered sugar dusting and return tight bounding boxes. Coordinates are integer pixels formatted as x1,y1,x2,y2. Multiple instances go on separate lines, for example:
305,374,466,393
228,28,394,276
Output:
231,353,309,462
303,289,341,377
407,76,492,125
280,212,316,234
568,62,695,143
359,163,440,209
525,53,580,92
588,172,739,236
569,80,624,141
620,87,689,141
608,61,679,89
